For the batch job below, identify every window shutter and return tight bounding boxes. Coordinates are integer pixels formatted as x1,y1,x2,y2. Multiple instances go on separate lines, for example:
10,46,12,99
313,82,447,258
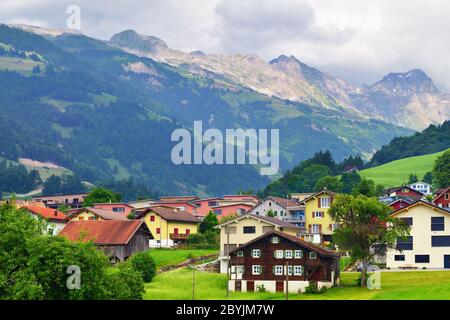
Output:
328,224,332,230
319,224,322,233
312,212,315,218
273,251,277,258
318,198,321,208
272,266,275,275
308,224,312,233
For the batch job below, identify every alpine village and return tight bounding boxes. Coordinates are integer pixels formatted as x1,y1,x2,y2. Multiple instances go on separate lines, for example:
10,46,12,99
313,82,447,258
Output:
0,24,450,300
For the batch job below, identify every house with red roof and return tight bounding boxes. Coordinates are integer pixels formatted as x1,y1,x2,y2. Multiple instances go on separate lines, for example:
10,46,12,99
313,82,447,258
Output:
385,186,425,200
60,220,153,262
434,187,450,210
22,205,67,235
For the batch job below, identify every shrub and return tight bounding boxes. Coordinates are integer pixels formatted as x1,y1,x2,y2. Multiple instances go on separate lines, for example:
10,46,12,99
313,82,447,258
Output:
256,284,266,293
106,263,144,300
129,252,156,282
305,282,328,294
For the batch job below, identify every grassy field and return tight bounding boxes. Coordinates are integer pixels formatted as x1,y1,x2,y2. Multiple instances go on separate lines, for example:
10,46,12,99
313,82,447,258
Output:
360,149,448,187
144,268,450,300
149,248,219,269
0,56,44,76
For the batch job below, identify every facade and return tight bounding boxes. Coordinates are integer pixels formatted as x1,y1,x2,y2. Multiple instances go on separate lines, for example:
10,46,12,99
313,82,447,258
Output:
32,193,88,209
155,200,198,214
66,207,129,221
193,197,223,216
211,203,254,218
215,214,300,273
23,205,67,235
409,181,432,196
92,203,134,216
386,201,450,269
434,187,450,210
388,198,415,211
301,190,337,244
228,231,340,293
250,196,305,228
60,220,152,262
136,206,200,248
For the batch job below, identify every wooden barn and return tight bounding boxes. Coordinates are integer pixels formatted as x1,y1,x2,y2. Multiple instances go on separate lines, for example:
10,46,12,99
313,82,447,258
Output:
228,230,340,293
60,219,153,262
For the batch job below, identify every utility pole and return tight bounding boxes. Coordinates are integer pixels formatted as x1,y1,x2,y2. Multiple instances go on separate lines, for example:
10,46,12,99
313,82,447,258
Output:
192,265,195,300
285,262,289,300
226,224,230,299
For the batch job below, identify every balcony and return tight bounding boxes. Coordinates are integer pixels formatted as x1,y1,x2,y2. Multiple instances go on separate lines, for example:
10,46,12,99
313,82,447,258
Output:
283,216,305,223
170,233,189,240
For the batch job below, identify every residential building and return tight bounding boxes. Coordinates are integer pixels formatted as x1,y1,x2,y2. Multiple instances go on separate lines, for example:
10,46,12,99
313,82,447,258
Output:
66,207,129,221
126,199,158,209
60,220,152,262
250,196,305,228
434,187,450,210
135,206,200,248
385,186,424,200
301,190,337,244
92,203,134,216
193,197,223,216
211,203,254,218
290,193,315,202
409,181,432,196
155,200,198,214
215,214,300,273
228,230,340,293
388,198,416,211
32,193,88,209
222,195,260,204
23,205,67,235
386,201,450,269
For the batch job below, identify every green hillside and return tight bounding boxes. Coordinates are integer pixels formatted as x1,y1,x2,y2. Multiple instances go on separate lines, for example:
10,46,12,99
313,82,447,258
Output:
360,149,448,187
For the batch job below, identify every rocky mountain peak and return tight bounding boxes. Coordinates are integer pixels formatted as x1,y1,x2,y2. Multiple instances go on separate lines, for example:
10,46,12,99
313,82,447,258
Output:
371,69,439,95
109,29,168,54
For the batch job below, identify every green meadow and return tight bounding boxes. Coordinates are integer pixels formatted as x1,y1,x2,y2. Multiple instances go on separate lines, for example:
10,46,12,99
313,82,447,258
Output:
359,149,448,187
144,269,450,300
149,248,219,270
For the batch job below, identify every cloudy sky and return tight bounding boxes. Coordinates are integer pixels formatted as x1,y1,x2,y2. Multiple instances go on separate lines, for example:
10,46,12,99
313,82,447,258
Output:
2,0,450,90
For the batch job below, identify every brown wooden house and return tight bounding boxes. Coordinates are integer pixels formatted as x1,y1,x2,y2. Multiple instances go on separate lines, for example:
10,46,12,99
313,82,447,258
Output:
60,219,153,262
228,230,340,293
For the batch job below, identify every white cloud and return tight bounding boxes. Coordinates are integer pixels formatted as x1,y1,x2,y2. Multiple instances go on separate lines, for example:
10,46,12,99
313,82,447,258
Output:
1,0,450,90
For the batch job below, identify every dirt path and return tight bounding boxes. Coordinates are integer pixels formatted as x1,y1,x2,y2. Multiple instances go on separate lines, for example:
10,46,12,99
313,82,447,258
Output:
157,254,218,273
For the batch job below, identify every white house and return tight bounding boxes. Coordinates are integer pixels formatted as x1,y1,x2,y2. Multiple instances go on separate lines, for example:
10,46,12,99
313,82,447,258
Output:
249,196,305,228
23,205,67,235
409,181,432,196
386,201,450,269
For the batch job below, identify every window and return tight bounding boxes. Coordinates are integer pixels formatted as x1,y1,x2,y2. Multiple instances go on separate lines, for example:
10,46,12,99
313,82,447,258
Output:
415,255,430,263
243,226,256,234
112,207,125,212
285,250,293,259
214,209,222,215
271,236,279,244
309,252,317,260
274,265,283,275
274,250,284,259
186,229,190,235
293,266,303,276
252,265,261,275
312,224,321,234
294,250,303,259
320,197,331,208
314,211,324,218
174,228,179,235
400,217,413,226
396,236,413,250
233,265,245,274
431,236,450,247
150,215,155,222
47,228,55,236
445,193,449,200
237,250,244,257
208,201,218,207
431,217,445,231
251,249,261,258
395,255,405,261
269,202,272,206
156,228,161,235
79,217,84,221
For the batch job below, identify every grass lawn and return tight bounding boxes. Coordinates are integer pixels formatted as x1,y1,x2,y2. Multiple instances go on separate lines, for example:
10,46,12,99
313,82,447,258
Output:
359,149,448,187
149,248,218,269
144,268,450,300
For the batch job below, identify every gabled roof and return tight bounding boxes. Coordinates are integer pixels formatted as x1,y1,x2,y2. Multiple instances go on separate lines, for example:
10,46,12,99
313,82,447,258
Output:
159,196,199,202
229,230,339,258
434,187,450,202
23,205,67,221
212,202,254,209
300,189,336,204
390,200,450,217
216,213,300,229
93,203,134,208
32,193,89,199
265,196,300,209
388,198,416,207
60,220,152,245
138,206,200,223
386,186,424,196
68,207,129,221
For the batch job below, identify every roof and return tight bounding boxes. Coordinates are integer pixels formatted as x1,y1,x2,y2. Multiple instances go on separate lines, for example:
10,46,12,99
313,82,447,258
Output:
409,181,431,186
300,189,336,204
266,196,300,209
60,220,152,245
434,187,450,202
216,213,300,230
156,200,197,207
212,203,254,209
92,203,134,208
140,206,200,223
69,207,129,221
388,198,416,206
390,200,450,217
32,193,89,199
23,205,67,221
229,230,339,259
159,196,199,202
386,186,424,196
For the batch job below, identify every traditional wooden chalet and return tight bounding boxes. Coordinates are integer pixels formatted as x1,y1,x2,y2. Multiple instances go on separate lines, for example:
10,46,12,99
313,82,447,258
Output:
434,187,450,210
388,197,416,211
385,186,424,200
228,230,340,293
60,220,152,262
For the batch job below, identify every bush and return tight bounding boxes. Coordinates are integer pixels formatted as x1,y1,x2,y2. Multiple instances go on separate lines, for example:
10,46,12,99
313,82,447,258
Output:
186,231,219,249
256,284,266,293
106,263,145,300
129,252,156,282
305,282,328,294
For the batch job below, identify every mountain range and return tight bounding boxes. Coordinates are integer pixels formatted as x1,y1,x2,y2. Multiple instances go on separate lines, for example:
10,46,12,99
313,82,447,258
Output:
0,24,448,195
